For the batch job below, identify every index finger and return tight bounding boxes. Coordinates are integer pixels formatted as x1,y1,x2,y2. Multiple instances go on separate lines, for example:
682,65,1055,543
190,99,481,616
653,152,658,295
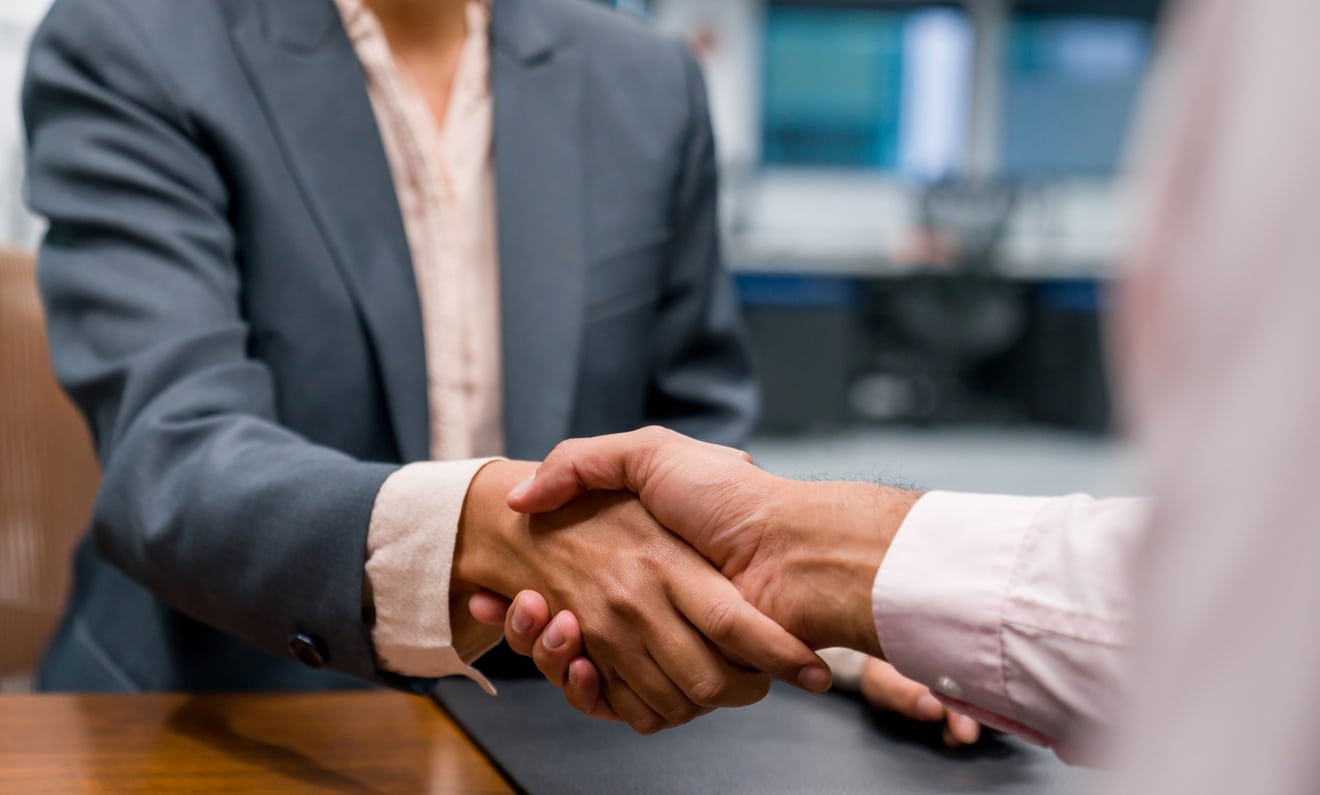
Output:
668,572,832,694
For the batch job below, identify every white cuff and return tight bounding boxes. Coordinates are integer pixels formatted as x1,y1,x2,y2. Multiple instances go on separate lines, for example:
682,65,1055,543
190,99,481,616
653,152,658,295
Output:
365,458,504,693
872,491,1051,726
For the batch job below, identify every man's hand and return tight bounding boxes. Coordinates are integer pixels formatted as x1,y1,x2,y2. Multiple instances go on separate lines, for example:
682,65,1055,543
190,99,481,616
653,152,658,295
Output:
860,657,982,748
453,460,831,734
506,427,920,656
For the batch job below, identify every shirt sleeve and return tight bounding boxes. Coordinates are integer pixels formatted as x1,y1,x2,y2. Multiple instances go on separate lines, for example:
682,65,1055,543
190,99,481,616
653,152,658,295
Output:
365,458,503,692
873,491,1148,760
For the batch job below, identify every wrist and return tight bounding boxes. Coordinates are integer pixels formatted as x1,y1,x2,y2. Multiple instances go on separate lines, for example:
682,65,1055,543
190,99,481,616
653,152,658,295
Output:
773,480,919,657
453,459,539,598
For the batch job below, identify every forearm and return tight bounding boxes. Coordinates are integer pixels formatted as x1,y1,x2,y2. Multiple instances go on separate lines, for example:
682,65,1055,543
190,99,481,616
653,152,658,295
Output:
96,415,397,683
770,479,920,656
772,480,1142,758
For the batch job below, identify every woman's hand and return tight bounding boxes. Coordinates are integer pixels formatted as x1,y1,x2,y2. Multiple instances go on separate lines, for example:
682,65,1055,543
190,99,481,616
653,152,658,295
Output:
474,591,980,747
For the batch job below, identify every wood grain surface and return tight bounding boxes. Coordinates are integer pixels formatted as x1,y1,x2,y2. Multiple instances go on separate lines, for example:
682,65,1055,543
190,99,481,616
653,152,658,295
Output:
0,691,515,794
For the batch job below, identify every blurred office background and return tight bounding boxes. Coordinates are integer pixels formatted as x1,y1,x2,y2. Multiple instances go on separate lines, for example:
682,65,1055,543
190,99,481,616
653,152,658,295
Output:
0,0,1163,453
607,0,1158,493
1,0,57,693
0,1,47,250
4,0,1167,434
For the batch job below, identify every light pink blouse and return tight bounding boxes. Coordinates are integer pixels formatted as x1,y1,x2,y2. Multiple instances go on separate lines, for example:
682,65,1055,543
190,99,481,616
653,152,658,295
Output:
336,0,503,686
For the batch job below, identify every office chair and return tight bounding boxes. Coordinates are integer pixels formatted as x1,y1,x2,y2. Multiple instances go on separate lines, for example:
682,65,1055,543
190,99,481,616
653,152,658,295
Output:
854,180,1027,423
0,249,99,687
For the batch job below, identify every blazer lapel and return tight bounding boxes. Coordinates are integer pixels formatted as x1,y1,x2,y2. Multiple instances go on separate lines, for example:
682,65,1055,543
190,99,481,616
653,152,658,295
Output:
491,0,588,460
227,0,431,463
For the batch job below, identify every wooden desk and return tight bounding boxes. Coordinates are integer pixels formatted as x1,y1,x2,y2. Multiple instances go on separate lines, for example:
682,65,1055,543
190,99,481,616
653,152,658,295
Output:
0,692,515,794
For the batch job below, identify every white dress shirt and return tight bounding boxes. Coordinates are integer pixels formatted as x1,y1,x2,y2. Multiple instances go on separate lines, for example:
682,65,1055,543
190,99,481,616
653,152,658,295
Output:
0,0,52,248
871,3,1320,792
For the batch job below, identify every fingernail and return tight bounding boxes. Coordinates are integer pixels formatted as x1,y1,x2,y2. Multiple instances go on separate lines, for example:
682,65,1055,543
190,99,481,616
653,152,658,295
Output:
953,714,981,744
511,602,532,635
798,665,831,692
916,693,945,722
544,618,566,651
568,666,579,687
508,475,536,502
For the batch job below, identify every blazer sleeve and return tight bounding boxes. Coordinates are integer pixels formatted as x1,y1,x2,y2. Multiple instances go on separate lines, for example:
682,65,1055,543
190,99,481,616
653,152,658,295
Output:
23,0,424,690
644,42,759,448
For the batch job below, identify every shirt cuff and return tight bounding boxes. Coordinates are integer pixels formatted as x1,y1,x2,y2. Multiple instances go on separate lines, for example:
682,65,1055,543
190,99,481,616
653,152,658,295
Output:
872,491,1051,736
365,458,503,692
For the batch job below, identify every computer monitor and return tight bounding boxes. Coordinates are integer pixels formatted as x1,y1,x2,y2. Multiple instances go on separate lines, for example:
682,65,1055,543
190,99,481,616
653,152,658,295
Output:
761,2,971,181
999,6,1158,177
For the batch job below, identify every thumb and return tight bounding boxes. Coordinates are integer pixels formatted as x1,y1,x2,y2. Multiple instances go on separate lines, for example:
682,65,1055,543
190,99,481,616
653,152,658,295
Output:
508,431,665,514
506,464,588,515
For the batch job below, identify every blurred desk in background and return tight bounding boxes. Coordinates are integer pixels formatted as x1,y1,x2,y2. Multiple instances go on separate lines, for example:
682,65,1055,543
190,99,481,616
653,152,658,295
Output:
0,692,513,794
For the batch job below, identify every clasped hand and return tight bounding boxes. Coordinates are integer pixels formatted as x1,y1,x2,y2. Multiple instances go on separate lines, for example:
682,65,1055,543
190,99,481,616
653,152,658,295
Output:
466,428,979,745
453,451,833,734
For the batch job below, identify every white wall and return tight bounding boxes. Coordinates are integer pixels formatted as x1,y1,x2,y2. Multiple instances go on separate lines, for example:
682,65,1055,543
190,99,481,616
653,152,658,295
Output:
652,0,762,172
0,0,53,250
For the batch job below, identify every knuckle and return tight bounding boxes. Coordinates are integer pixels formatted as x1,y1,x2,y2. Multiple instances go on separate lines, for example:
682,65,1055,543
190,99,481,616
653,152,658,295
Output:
632,542,675,580
627,547,660,576
659,701,697,726
544,439,581,467
702,600,740,642
688,674,731,708
640,425,670,442
601,582,640,619
587,624,629,658
630,715,662,735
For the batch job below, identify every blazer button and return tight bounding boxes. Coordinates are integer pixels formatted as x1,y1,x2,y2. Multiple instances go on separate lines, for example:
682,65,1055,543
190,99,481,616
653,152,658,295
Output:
288,634,326,669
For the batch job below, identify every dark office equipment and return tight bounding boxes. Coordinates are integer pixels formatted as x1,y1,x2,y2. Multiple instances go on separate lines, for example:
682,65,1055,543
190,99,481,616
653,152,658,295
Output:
0,250,100,680
738,274,863,432
435,678,1104,795
853,181,1027,424
988,280,1113,433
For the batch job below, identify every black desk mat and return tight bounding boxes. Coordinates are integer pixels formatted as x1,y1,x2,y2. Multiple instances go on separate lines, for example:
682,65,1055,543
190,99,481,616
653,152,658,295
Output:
434,678,1104,795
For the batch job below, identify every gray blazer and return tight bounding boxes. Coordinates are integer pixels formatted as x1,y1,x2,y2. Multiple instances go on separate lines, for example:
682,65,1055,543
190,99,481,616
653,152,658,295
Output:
24,0,756,693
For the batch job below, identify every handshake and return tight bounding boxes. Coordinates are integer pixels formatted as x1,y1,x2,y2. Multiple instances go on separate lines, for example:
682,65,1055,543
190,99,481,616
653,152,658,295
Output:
451,427,974,742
